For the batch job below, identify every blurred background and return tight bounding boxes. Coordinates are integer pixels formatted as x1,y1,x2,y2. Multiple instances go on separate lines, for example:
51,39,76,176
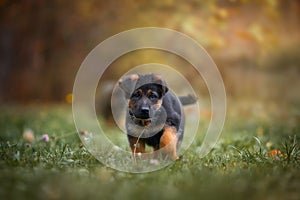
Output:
0,0,299,125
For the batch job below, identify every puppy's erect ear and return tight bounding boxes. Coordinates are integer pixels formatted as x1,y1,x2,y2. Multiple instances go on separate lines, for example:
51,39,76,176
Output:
118,74,139,99
153,74,168,95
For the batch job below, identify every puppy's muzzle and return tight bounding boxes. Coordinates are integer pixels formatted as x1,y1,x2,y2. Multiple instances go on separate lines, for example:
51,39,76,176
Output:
140,105,150,118
129,109,151,127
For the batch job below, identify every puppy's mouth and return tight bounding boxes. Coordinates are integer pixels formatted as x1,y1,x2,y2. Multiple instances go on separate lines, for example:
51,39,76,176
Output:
134,118,151,127
129,111,151,127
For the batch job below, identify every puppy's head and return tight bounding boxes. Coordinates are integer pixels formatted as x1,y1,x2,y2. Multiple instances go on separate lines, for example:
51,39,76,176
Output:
119,74,168,126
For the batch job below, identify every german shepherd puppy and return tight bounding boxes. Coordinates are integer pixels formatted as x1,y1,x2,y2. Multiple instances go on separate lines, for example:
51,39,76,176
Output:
118,73,196,160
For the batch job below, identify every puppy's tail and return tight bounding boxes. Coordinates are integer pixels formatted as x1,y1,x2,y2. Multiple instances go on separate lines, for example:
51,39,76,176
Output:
179,94,198,106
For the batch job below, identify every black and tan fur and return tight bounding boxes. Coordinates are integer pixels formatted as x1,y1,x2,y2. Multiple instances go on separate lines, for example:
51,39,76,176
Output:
118,73,196,160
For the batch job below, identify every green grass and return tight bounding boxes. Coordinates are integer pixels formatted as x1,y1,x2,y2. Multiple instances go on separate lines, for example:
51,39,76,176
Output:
0,104,300,200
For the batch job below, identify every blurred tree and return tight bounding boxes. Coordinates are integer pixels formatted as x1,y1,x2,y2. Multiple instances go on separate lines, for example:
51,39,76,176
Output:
0,0,299,102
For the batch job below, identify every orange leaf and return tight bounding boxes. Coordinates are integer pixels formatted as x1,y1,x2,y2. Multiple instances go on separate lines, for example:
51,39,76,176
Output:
267,149,281,158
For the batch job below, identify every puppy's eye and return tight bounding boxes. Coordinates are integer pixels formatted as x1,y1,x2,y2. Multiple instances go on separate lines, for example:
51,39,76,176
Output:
132,91,141,98
148,93,158,100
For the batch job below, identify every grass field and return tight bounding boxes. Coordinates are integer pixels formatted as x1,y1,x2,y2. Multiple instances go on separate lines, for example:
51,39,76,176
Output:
0,102,299,200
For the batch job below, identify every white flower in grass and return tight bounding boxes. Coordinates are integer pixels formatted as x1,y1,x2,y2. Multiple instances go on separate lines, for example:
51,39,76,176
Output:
41,134,49,142
150,159,159,165
23,128,35,143
113,145,121,151
82,131,93,144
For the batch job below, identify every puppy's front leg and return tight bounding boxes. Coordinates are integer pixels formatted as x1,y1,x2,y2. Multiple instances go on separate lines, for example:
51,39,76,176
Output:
128,135,145,155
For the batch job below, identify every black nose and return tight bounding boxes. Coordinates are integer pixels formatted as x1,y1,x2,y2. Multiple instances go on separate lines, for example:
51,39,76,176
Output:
141,106,150,115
